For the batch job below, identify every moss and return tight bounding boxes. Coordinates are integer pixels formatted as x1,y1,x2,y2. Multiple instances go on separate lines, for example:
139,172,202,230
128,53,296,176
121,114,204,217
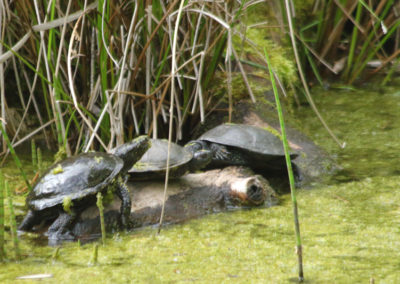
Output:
94,156,103,164
261,125,282,139
102,182,117,205
54,147,66,163
62,196,73,214
234,30,297,83
2,176,400,282
52,164,63,175
132,161,148,170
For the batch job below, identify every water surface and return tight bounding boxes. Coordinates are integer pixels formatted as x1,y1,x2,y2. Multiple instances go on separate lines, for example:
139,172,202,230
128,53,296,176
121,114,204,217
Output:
1,82,400,283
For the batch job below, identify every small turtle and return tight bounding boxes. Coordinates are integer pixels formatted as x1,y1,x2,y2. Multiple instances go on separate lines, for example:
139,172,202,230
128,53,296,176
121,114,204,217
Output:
18,136,151,242
187,124,300,177
128,139,212,180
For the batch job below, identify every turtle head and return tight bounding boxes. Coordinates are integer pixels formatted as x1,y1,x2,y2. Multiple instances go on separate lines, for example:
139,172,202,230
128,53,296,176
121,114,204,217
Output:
184,140,212,171
112,136,151,172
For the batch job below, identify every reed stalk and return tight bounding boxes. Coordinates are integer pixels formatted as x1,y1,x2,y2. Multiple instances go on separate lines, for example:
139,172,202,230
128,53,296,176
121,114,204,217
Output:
0,171,5,261
158,0,186,235
52,246,60,262
31,139,37,169
96,192,106,246
264,48,303,282
90,243,99,265
1,1,247,154
37,147,43,174
282,0,345,149
6,181,20,261
349,20,400,84
382,56,400,86
342,1,362,80
0,124,31,191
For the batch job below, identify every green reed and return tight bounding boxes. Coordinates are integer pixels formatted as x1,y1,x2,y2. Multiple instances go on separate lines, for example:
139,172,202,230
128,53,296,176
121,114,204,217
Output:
90,243,99,265
96,192,106,246
0,172,5,261
0,124,31,191
37,147,43,174
52,246,60,262
31,139,37,168
264,48,304,282
6,181,20,260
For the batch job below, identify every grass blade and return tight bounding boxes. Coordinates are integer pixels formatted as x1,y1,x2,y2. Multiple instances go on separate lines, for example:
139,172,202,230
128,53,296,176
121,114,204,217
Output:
0,172,5,261
6,181,20,261
264,47,303,282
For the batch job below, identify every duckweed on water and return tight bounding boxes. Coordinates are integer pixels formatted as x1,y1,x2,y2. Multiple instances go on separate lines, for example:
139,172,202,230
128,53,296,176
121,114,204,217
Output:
1,84,400,282
0,176,399,282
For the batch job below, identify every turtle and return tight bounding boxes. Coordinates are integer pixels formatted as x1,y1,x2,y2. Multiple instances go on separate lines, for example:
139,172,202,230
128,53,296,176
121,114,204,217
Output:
18,136,151,243
187,123,301,179
128,138,212,180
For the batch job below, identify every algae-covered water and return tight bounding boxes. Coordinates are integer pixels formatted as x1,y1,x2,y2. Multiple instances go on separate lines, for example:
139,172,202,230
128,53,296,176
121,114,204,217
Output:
2,81,400,283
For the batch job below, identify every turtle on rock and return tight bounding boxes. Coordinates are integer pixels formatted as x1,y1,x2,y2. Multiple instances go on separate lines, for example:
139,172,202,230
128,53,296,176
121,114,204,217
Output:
18,136,151,244
129,139,212,180
187,124,301,180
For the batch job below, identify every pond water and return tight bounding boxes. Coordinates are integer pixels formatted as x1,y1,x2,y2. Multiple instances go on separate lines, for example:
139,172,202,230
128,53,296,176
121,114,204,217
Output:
1,80,400,283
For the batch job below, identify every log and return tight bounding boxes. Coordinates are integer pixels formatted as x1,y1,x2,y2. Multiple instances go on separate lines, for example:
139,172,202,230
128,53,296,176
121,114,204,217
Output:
72,166,277,242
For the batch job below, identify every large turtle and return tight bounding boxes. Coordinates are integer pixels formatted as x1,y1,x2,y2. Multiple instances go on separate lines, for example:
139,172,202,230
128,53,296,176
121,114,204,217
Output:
129,139,212,180
187,124,300,178
18,136,151,243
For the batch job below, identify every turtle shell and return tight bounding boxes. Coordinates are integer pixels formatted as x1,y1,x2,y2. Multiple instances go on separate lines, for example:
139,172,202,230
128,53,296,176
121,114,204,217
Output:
27,152,123,211
199,124,296,159
129,139,192,177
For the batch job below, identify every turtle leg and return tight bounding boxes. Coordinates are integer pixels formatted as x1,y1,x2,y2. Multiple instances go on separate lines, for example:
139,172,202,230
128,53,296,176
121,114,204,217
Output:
47,211,77,244
18,210,40,232
210,144,247,166
210,143,229,161
115,177,132,229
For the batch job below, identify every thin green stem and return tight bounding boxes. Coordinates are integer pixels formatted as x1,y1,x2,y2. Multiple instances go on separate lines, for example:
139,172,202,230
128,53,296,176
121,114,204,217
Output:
6,181,20,260
90,243,99,265
0,124,31,191
343,2,362,80
31,139,37,169
0,172,5,261
96,192,106,246
264,48,303,282
37,147,43,175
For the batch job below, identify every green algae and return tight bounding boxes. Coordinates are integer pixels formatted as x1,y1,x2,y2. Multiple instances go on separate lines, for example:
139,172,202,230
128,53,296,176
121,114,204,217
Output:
1,176,400,283
52,164,64,175
62,197,73,215
296,83,400,181
2,83,400,282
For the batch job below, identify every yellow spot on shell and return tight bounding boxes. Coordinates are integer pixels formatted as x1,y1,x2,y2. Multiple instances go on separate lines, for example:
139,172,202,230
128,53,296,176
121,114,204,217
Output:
95,156,103,163
52,164,64,174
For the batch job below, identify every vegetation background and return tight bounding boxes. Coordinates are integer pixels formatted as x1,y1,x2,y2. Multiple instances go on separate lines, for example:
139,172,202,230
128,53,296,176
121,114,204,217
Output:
0,0,398,158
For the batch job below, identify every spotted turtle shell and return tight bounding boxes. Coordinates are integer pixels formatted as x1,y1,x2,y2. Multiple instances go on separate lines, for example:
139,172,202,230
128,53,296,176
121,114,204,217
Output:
27,152,123,211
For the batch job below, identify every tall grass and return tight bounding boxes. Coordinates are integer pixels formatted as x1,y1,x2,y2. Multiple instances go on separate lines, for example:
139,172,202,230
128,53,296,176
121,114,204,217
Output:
295,0,399,84
1,1,396,156
0,172,5,261
0,1,258,155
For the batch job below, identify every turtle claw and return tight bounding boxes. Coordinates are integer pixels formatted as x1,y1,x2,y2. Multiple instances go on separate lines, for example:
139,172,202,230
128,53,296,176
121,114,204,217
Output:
211,144,230,161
